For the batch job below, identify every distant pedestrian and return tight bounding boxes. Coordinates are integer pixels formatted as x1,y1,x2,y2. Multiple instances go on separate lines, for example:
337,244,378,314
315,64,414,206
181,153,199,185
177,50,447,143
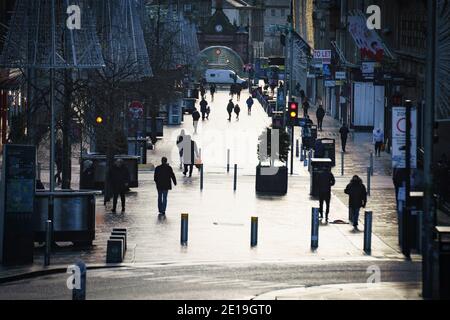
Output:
200,85,206,99
230,83,235,98
206,106,211,120
317,169,335,222
373,128,384,156
302,100,309,117
200,98,208,120
109,159,130,213
316,104,325,131
176,129,186,169
339,123,350,152
210,83,216,101
234,104,241,120
344,175,367,230
246,96,254,115
236,83,242,101
55,139,63,185
227,99,234,121
154,157,177,217
182,136,199,177
192,108,200,133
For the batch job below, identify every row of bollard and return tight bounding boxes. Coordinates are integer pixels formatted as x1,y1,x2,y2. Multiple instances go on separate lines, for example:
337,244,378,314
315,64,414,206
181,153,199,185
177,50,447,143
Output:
309,208,373,254
106,228,127,263
178,210,372,254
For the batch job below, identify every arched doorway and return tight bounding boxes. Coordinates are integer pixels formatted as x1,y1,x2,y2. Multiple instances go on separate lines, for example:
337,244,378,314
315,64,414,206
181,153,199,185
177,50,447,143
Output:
194,46,245,79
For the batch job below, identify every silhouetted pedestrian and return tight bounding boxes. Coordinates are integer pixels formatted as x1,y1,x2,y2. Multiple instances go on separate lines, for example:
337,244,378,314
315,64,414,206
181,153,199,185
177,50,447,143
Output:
246,96,254,115
339,123,350,152
210,83,216,101
192,108,200,133
317,169,335,222
373,128,384,156
345,175,367,230
227,99,234,121
109,159,130,213
200,98,208,120
316,105,325,131
154,157,177,217
234,104,241,120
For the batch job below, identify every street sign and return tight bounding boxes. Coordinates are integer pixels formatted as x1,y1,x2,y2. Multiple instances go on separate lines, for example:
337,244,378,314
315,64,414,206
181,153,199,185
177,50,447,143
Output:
128,101,144,119
392,106,417,168
314,50,331,64
324,80,336,87
335,71,346,80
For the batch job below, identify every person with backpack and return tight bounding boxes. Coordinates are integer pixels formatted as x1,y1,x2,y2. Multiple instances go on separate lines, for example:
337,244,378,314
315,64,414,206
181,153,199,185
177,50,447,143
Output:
154,157,177,217
200,98,208,120
344,175,367,230
227,99,234,121
246,96,254,115
192,108,200,134
234,104,241,120
317,168,335,222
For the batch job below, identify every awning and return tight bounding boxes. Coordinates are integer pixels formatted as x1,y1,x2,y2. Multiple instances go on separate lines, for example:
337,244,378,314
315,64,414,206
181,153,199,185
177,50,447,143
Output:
331,40,359,68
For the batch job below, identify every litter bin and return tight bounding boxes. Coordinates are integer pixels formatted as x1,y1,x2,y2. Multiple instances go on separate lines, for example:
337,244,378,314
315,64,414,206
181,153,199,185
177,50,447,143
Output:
432,226,450,299
317,138,336,167
127,137,147,164
79,154,139,190
33,190,99,246
145,117,164,137
310,158,332,197
183,98,196,114
409,191,424,253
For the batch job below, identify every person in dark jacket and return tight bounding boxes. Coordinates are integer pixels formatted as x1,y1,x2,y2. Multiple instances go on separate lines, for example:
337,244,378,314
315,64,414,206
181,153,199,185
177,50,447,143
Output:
246,96,254,115
210,83,216,101
200,98,208,120
109,159,130,213
154,157,177,216
344,175,367,230
192,108,200,133
200,85,206,99
317,169,335,222
234,104,241,120
302,100,310,117
227,99,234,121
316,105,325,131
339,123,350,152
236,84,242,101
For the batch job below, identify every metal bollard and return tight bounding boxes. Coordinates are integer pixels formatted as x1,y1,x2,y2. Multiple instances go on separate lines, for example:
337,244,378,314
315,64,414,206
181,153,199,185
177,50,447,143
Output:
300,144,304,161
364,211,373,254
72,260,87,300
311,208,320,249
341,151,344,176
45,220,52,266
250,217,258,247
233,164,237,191
180,213,189,245
295,139,299,158
308,150,312,172
370,152,374,176
200,164,204,191
227,149,230,173
367,167,371,196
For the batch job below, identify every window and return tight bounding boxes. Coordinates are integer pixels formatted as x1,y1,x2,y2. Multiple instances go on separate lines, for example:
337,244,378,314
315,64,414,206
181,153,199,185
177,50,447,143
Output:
271,9,276,17
281,8,286,16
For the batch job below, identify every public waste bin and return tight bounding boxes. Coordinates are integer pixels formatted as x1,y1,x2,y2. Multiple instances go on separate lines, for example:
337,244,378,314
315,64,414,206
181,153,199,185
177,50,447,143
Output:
432,226,450,299
127,137,147,164
310,158,332,197
318,138,336,167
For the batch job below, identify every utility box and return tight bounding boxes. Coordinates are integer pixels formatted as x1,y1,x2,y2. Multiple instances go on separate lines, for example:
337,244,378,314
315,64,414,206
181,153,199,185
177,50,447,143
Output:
432,226,450,299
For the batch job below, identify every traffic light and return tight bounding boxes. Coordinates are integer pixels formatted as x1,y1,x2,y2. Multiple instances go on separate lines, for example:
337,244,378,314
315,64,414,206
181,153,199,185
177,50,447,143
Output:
96,116,103,124
288,101,298,125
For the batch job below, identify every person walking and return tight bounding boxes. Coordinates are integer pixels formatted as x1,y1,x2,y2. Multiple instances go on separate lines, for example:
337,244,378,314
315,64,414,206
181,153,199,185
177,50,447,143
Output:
234,104,241,120
229,83,235,98
206,106,211,120
316,104,325,131
200,85,206,99
373,127,384,156
154,157,177,217
246,96,254,115
182,135,199,178
200,98,208,120
210,83,216,102
192,108,200,133
176,129,186,169
109,159,130,213
317,168,335,222
55,139,63,185
236,83,242,101
227,99,234,121
302,99,309,117
339,123,350,152
344,175,367,230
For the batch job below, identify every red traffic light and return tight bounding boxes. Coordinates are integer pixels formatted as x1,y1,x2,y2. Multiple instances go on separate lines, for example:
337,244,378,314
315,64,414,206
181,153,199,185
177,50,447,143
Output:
288,101,298,121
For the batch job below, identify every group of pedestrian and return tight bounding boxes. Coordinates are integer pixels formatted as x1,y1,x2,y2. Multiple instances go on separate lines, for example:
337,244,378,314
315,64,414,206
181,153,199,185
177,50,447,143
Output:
227,99,241,121
230,83,242,101
316,168,367,230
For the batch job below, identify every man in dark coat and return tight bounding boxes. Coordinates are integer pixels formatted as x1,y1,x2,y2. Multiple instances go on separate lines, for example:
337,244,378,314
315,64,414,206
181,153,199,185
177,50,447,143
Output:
344,175,367,230
246,96,254,115
227,99,234,121
339,123,350,152
200,98,208,120
192,108,201,133
317,169,335,222
210,83,216,101
110,159,130,213
154,157,177,216
316,105,325,131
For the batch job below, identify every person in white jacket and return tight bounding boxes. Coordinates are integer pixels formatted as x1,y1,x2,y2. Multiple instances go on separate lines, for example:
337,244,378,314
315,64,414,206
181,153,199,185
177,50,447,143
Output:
180,135,199,177
373,128,384,156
